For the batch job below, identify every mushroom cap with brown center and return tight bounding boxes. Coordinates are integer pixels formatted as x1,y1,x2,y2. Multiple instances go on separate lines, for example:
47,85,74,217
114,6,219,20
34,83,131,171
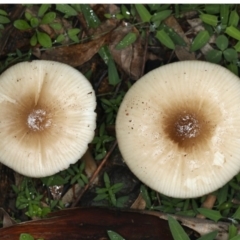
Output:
116,60,240,198
0,60,96,177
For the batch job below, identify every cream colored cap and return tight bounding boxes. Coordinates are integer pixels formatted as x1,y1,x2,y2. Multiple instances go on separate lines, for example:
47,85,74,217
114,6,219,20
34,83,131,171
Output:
116,60,240,198
0,60,96,177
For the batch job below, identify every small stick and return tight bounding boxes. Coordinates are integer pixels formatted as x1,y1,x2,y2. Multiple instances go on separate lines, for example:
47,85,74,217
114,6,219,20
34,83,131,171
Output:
71,140,117,207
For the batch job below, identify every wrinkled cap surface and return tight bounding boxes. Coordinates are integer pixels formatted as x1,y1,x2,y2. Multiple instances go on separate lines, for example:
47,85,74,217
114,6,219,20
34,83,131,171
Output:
116,60,240,198
0,60,96,177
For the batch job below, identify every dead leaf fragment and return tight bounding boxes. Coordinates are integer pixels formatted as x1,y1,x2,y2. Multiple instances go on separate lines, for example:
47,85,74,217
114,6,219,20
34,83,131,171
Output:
109,23,144,80
0,207,173,240
40,35,108,67
164,16,195,61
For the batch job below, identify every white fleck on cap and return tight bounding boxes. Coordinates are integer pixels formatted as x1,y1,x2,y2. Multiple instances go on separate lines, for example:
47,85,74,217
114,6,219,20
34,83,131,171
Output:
116,60,240,198
0,60,96,177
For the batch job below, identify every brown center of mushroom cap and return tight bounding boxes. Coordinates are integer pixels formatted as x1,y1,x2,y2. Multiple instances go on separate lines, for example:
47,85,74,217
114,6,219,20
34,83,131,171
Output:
162,99,220,151
27,109,52,131
175,113,200,139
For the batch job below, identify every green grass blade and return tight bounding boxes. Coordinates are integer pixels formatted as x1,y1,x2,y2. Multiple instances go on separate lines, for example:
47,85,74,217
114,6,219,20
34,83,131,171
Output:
155,29,175,50
225,26,240,40
197,231,218,240
168,215,190,240
135,4,151,22
190,30,210,52
197,208,222,222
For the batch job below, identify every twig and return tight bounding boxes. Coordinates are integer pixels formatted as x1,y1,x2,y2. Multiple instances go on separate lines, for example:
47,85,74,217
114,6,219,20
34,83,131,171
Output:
143,209,239,240
71,140,117,207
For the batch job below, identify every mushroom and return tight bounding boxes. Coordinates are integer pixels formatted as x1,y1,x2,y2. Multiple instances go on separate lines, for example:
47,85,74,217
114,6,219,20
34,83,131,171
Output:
0,60,96,177
116,60,240,198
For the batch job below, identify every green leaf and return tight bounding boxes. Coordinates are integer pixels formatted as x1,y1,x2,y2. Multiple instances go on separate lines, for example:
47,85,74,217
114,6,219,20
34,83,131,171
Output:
197,231,218,240
16,49,22,57
234,41,240,52
0,9,8,16
200,14,218,27
37,31,52,48
111,183,123,193
19,233,34,240
0,15,10,24
121,5,131,19
148,4,160,11
229,224,238,239
168,215,190,240
81,4,101,28
38,4,51,17
30,33,37,46
49,22,62,30
155,29,175,50
81,174,88,184
68,28,81,36
108,58,121,85
227,63,238,76
190,30,210,52
69,34,79,43
25,12,33,21
41,174,67,186
41,12,56,24
225,26,240,40
163,26,186,46
13,19,31,30
103,172,110,187
228,10,239,27
56,4,78,18
93,193,108,201
217,183,229,205
151,10,172,23
96,187,108,194
232,206,240,220
30,17,39,28
230,235,240,240
223,48,238,62
216,34,228,51
69,4,81,13
107,230,125,240
220,4,229,26
204,4,220,14
135,4,151,23
197,208,222,222
116,196,129,208
115,32,137,50
98,45,111,64
174,210,196,217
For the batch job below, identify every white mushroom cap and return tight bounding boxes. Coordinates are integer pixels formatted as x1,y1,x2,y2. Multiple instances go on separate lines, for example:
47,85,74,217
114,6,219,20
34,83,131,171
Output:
0,60,96,177
116,60,240,198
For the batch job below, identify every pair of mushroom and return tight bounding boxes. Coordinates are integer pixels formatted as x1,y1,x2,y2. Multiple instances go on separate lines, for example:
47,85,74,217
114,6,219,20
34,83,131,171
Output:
1,60,240,199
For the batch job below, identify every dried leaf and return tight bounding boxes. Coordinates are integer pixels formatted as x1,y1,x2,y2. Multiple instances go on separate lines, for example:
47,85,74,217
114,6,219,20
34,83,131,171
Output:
164,16,195,61
0,207,173,240
0,208,17,228
109,23,144,80
40,35,108,67
81,149,97,179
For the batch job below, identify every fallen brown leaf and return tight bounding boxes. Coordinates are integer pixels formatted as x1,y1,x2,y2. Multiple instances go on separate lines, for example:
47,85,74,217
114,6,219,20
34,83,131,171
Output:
40,35,108,67
109,23,144,80
164,16,196,61
0,207,174,240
